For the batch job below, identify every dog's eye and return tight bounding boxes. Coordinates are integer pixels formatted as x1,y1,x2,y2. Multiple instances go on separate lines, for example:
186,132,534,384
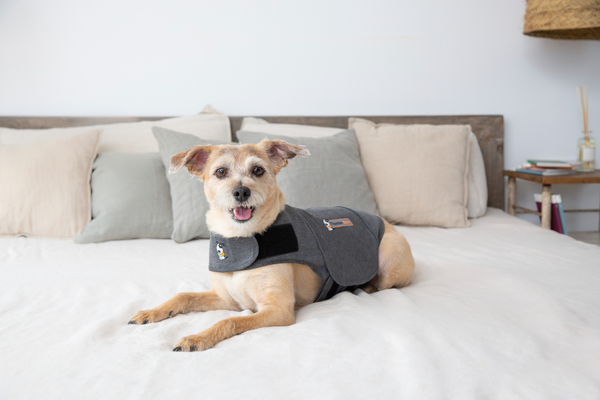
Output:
215,168,228,178
252,166,265,177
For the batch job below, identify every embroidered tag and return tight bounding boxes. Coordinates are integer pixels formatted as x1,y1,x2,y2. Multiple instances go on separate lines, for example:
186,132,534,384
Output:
323,218,353,231
216,242,226,260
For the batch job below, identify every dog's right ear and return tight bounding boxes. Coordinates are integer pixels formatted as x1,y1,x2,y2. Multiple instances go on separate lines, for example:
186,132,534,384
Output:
169,146,212,177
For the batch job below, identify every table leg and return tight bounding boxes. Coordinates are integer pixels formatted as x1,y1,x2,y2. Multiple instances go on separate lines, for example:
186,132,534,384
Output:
541,184,552,229
508,177,516,216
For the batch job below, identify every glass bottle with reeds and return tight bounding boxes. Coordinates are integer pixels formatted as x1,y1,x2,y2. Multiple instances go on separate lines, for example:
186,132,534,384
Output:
576,86,595,172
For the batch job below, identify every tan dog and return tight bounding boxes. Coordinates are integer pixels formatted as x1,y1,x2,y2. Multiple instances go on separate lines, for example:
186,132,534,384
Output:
129,140,415,351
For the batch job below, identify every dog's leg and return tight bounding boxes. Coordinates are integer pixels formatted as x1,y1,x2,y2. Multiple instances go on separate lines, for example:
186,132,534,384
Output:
173,265,296,351
172,304,294,351
367,221,415,292
128,291,238,325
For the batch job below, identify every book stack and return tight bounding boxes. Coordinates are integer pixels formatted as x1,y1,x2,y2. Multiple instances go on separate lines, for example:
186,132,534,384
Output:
533,193,568,235
515,160,580,176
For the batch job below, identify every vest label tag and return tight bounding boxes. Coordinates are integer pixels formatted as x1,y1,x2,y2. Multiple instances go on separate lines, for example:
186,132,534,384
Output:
323,218,353,231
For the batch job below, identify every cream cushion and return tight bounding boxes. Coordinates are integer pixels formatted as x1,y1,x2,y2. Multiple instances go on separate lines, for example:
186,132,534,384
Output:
0,105,230,153
345,120,487,219
240,117,344,137
467,134,488,218
0,129,102,238
349,118,471,228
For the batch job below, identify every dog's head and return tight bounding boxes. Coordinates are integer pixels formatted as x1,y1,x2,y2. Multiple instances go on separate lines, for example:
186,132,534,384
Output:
169,140,309,237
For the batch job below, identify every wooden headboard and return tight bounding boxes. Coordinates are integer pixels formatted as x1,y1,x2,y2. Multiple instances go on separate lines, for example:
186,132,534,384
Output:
0,115,504,209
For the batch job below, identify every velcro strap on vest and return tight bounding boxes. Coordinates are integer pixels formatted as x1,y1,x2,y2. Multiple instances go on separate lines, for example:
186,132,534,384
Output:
255,223,299,260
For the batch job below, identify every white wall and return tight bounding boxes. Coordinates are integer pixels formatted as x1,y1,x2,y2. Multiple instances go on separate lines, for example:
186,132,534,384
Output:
1,0,600,231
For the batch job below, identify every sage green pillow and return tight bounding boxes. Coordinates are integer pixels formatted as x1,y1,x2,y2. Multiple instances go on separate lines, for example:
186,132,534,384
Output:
236,130,379,215
75,153,173,243
152,126,230,242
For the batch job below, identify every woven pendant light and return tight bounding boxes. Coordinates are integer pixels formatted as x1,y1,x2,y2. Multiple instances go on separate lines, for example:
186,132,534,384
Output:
523,0,600,40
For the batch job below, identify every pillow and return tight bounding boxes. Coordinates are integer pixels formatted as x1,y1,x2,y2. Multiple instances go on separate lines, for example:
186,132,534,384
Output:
0,105,231,153
236,130,379,215
349,118,471,228
153,126,230,243
467,134,488,218
241,117,345,137
0,129,102,238
75,153,173,244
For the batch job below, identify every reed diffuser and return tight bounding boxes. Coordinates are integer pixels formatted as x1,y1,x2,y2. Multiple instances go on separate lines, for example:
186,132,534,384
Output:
576,86,595,171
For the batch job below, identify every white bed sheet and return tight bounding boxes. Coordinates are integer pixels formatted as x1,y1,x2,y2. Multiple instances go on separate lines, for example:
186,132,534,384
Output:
0,208,599,399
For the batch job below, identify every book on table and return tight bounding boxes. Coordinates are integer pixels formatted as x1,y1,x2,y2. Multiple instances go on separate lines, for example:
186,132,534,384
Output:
533,193,568,235
527,159,574,168
515,167,573,176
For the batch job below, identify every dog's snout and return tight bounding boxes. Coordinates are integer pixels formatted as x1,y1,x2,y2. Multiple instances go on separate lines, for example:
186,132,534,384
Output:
232,186,251,202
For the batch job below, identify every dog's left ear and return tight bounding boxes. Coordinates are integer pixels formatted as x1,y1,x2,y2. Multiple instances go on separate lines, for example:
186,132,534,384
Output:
169,145,212,178
261,139,310,169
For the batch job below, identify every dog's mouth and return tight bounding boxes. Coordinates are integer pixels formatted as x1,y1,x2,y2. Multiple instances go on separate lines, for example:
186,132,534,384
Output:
230,206,254,223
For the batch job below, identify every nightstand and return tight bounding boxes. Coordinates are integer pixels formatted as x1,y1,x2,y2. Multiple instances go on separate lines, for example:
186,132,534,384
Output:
503,170,600,234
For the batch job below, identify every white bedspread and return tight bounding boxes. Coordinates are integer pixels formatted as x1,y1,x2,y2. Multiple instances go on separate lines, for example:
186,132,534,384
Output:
1,208,599,399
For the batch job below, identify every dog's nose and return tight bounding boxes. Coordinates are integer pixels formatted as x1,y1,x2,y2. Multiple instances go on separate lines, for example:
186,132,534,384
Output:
232,186,251,202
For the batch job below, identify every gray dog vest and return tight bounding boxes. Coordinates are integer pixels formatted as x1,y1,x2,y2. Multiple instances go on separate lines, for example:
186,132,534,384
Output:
209,205,385,302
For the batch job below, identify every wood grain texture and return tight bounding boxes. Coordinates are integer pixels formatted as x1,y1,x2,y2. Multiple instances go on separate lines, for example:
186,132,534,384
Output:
508,177,516,216
541,184,552,229
0,116,170,129
514,205,541,216
0,115,504,209
503,169,600,184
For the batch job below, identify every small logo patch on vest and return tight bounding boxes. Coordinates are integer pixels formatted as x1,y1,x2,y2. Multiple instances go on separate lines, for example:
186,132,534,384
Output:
216,242,226,260
323,218,353,231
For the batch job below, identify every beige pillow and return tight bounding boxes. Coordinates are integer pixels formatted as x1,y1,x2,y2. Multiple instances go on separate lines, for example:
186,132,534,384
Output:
467,133,488,218
349,118,471,228
0,129,102,238
241,117,344,137
0,105,230,153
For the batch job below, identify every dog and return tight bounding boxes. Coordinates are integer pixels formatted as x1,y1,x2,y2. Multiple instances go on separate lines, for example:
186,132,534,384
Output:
129,139,415,351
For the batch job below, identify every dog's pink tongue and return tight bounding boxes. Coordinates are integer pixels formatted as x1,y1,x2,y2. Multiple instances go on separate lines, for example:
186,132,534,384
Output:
234,207,252,220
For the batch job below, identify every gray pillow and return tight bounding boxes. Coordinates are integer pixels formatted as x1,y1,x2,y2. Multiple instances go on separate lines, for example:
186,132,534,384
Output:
152,126,230,242
236,130,379,215
75,153,173,243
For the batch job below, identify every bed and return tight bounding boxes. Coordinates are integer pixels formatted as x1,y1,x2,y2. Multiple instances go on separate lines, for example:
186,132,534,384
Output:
1,115,599,399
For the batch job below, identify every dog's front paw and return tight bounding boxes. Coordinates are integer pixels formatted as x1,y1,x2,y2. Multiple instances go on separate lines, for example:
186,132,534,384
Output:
128,309,170,325
172,334,213,352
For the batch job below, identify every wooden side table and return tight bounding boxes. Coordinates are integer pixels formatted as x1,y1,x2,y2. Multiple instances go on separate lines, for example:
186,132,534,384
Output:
503,170,600,229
